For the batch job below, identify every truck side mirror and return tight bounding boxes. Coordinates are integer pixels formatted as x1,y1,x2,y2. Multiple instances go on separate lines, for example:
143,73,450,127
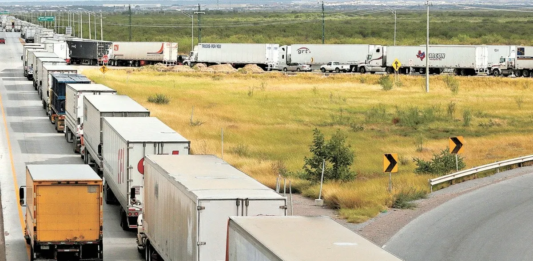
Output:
130,187,136,200
20,55,23,60
19,186,26,206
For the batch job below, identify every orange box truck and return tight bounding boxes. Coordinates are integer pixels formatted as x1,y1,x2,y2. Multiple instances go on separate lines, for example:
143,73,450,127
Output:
19,164,103,260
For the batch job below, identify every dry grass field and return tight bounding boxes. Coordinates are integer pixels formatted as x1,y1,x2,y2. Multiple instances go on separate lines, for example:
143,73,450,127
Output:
83,68,533,222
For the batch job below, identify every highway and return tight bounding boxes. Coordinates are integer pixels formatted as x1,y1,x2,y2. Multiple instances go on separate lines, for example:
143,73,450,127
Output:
0,31,143,260
384,168,533,261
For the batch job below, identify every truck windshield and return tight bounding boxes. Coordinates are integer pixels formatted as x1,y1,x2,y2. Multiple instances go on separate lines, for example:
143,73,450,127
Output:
499,58,505,63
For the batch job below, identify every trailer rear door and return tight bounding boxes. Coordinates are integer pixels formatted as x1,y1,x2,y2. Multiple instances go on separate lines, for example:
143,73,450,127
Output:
197,199,239,261
244,199,287,216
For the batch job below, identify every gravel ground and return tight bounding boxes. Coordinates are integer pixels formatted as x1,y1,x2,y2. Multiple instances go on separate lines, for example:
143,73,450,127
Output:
290,166,533,247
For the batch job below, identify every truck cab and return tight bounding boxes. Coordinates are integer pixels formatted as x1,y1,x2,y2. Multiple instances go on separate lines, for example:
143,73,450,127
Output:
357,46,388,74
492,57,515,77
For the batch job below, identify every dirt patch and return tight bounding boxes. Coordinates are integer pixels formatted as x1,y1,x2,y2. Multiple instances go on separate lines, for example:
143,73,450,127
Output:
165,65,195,72
193,63,214,72
242,64,264,73
210,64,237,72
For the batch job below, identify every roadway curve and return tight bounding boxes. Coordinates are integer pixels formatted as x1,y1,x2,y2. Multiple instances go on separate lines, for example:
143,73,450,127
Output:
384,169,533,261
0,31,143,260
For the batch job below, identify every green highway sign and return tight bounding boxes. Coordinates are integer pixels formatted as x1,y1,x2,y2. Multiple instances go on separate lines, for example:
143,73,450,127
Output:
0,11,9,14
38,16,55,22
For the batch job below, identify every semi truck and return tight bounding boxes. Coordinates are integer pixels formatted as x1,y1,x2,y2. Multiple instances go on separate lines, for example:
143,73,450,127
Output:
276,44,376,71
22,44,44,76
40,65,78,110
19,164,103,261
108,42,178,66
491,46,533,77
34,57,67,89
82,95,150,174
226,216,403,261
184,43,279,69
65,84,116,153
137,155,287,261
25,27,36,43
67,40,113,65
49,74,91,132
26,51,59,80
356,45,487,76
102,117,190,230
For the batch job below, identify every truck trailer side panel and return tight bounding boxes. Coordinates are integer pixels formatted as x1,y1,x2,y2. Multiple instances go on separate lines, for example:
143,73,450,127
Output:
41,68,78,110
110,42,178,63
192,43,279,67
282,44,374,68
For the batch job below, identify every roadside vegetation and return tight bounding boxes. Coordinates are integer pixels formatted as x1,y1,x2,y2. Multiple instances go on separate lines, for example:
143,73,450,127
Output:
84,68,533,223
25,10,533,54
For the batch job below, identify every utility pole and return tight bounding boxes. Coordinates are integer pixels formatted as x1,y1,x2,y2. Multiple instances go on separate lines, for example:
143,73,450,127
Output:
100,11,103,41
321,1,325,44
194,5,205,44
80,12,83,38
94,12,97,39
392,9,397,46
129,4,132,41
88,12,91,40
425,1,430,93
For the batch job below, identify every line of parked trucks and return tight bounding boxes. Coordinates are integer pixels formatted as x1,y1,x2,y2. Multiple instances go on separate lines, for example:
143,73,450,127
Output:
16,19,403,261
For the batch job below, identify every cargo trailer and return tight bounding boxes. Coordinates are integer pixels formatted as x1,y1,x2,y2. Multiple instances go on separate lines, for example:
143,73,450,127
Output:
102,117,190,230
108,42,178,66
65,84,116,153
34,57,67,89
83,95,150,175
137,155,287,261
19,164,103,261
67,40,113,65
492,46,533,77
22,44,44,76
40,65,78,111
185,43,279,69
276,44,376,71
49,74,91,132
43,39,69,60
358,45,487,76
26,51,59,80
227,216,403,261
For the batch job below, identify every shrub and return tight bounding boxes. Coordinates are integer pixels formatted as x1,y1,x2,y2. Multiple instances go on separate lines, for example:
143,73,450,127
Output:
365,104,387,123
229,143,250,157
302,129,356,182
447,101,456,119
413,148,466,175
463,109,472,126
378,75,393,91
392,190,427,209
147,93,170,104
444,75,459,94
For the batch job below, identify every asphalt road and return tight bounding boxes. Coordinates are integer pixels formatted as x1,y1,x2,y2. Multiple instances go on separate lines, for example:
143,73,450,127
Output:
0,31,143,260
384,170,533,261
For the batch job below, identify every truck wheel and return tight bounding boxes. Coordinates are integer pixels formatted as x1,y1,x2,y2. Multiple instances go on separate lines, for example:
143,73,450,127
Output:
359,67,366,74
297,68,301,72
335,68,340,73
523,70,530,77
320,68,326,73
493,70,500,77
283,67,287,72
145,241,151,261
30,246,35,261
515,70,522,77
120,211,129,231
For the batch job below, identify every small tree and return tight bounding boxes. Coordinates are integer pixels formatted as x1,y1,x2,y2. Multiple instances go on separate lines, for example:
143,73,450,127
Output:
303,129,356,182
413,148,465,175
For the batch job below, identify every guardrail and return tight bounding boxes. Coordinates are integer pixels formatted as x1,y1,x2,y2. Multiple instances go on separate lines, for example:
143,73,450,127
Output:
429,155,533,192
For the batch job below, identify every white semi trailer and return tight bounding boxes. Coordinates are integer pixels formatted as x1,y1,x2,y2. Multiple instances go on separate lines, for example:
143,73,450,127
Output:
357,45,487,76
43,40,69,60
276,44,376,71
82,95,150,175
34,57,67,89
102,117,190,230
22,44,44,76
137,155,287,261
25,28,36,43
65,84,116,153
185,43,279,69
108,42,178,66
26,51,59,80
40,65,78,111
226,216,404,261
492,46,533,77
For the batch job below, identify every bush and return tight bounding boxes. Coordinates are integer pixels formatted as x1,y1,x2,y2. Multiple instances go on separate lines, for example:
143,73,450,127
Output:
392,190,427,209
147,93,170,104
302,129,356,182
463,109,472,127
444,75,459,94
413,148,466,175
378,75,393,91
365,104,386,123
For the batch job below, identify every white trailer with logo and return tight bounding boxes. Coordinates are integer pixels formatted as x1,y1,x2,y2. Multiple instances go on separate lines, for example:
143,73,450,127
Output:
108,42,178,66
185,43,279,69
136,155,287,261
83,95,150,175
102,117,190,230
40,65,78,111
227,216,403,261
276,44,376,71
34,57,67,89
358,45,487,76
65,84,116,153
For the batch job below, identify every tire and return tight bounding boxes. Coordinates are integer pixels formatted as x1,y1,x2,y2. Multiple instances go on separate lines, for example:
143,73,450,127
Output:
515,70,522,77
359,67,366,74
420,68,425,75
49,114,55,124
335,68,340,73
386,67,394,74
145,241,151,261
296,68,301,72
120,211,129,231
84,149,89,164
320,68,326,73
283,67,287,72
493,70,500,77
523,70,530,77
30,246,35,261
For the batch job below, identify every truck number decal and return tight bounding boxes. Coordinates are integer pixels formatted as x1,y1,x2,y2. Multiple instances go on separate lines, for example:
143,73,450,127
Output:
118,148,125,184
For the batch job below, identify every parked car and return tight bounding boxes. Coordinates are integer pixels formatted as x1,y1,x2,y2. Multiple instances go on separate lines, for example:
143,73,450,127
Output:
281,63,312,72
320,61,351,73
0,38,5,44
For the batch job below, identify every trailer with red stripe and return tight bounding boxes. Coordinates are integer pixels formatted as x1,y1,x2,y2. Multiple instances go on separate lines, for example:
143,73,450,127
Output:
108,42,178,67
